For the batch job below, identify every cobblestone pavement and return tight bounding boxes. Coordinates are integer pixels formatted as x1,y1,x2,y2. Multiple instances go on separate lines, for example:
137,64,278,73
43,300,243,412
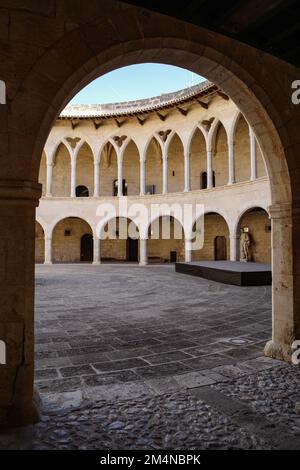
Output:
1,264,299,449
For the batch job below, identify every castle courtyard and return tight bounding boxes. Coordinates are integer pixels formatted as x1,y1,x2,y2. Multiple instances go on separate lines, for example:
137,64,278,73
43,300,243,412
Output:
2,264,297,450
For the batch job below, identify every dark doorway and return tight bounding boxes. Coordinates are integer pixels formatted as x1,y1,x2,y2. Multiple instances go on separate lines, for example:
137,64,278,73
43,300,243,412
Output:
113,179,128,196
214,236,227,260
170,251,177,263
127,238,139,262
76,185,89,197
80,234,93,262
201,171,216,189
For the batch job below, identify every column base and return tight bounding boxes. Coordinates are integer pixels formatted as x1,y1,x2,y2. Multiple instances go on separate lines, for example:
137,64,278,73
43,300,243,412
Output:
43,261,52,265
92,261,101,265
139,261,148,266
0,389,41,430
264,340,293,362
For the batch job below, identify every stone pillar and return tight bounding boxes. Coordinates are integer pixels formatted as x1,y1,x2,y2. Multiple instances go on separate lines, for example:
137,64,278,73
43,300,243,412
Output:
185,238,192,263
228,139,235,184
0,181,41,427
162,151,168,194
249,127,257,181
264,203,300,362
70,156,76,198
117,154,123,197
44,237,52,265
184,150,191,192
230,234,239,261
93,237,101,265
46,163,53,197
94,162,100,197
140,158,146,196
206,147,213,189
139,239,148,266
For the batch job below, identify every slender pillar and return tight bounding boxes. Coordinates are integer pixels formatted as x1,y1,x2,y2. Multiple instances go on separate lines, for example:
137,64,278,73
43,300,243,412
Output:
0,181,41,427
229,234,239,261
249,127,257,181
93,237,101,265
117,154,123,197
185,238,192,263
44,237,52,265
94,161,100,197
228,139,235,184
140,158,146,196
206,147,213,189
184,150,191,192
139,239,148,266
162,151,168,194
46,163,53,197
70,156,76,198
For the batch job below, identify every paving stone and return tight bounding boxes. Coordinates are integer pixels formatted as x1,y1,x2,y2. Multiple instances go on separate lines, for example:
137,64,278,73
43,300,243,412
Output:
142,350,193,365
93,358,149,372
59,364,96,378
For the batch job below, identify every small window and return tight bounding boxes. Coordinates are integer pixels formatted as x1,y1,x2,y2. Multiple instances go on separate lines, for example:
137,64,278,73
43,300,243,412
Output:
76,185,89,197
64,229,71,237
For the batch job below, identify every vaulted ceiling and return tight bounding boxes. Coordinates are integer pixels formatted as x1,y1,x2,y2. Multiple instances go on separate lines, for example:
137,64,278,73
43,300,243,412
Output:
122,0,300,68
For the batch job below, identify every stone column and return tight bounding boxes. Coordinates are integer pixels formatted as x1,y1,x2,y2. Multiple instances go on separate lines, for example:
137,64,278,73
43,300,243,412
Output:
44,237,52,265
230,234,239,261
139,239,148,266
206,147,213,189
140,158,146,196
264,203,300,362
93,237,101,265
185,238,192,263
249,127,257,181
228,139,235,184
94,161,100,197
46,163,53,197
117,154,123,197
162,151,168,194
0,180,41,427
70,155,76,198
184,150,191,192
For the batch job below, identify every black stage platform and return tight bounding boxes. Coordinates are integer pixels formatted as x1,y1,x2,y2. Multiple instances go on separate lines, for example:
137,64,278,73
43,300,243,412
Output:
175,261,272,286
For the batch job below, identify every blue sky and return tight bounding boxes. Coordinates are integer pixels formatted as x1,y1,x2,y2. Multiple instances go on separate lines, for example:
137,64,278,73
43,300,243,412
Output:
70,64,204,104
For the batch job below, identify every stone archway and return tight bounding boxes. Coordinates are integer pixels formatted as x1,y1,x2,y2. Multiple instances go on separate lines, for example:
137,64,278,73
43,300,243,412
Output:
0,0,298,427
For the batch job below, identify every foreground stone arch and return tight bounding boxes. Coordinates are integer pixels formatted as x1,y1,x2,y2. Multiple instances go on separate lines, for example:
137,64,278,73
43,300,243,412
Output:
0,0,299,427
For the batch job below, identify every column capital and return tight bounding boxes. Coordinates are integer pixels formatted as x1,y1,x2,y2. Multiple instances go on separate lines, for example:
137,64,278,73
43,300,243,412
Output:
0,180,42,206
268,202,292,219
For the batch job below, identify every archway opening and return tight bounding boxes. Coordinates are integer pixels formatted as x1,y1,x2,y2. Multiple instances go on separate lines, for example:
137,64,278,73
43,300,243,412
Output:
76,142,94,196
101,217,139,263
212,122,228,187
145,137,163,195
52,217,93,263
192,212,229,261
100,142,118,196
148,216,185,264
190,128,207,191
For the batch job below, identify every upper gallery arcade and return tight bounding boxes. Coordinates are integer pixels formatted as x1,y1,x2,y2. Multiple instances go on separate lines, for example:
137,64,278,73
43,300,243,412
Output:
36,81,271,265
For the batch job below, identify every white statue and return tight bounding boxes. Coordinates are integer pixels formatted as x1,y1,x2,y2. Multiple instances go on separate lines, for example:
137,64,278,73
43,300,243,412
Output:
240,230,251,262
